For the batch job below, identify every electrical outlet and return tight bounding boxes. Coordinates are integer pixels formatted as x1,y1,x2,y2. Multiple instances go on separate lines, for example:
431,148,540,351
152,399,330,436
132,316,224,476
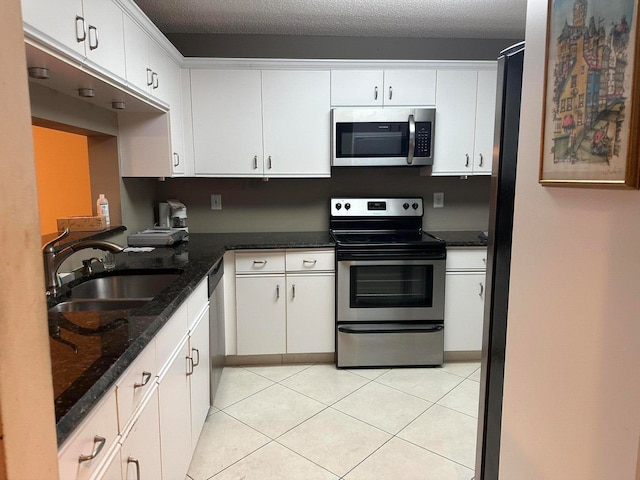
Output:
211,194,222,210
433,192,444,208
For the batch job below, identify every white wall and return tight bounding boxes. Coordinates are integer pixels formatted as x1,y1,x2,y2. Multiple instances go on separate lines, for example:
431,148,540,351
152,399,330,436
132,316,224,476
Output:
499,1,640,478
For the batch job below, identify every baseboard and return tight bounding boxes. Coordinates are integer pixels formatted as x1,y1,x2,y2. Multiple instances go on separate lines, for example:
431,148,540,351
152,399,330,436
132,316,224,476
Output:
224,352,335,366
444,351,482,362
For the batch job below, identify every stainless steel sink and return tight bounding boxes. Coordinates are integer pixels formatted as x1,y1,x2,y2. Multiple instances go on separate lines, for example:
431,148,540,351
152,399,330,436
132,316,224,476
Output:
49,298,151,313
70,273,181,300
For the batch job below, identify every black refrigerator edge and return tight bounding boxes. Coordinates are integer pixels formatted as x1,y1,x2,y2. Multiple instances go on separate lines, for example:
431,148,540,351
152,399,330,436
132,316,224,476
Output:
474,41,525,480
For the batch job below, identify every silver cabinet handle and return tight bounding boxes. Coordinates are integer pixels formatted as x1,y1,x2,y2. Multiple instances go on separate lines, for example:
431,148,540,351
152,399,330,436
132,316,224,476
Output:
88,25,99,50
482,257,487,265
133,371,151,389
75,15,86,42
389,85,393,100
253,155,258,169
192,347,200,367
186,356,194,376
479,283,484,298
479,153,484,167
465,154,470,167
407,114,415,165
152,72,159,89
302,259,317,266
146,68,153,86
276,285,280,300
78,435,106,463
128,457,141,480
173,153,180,167
268,155,272,169
374,86,378,100
253,260,267,267
292,284,296,299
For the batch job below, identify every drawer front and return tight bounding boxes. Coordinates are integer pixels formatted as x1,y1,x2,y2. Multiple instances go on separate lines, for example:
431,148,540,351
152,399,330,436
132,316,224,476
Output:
188,277,209,329
235,250,285,274
58,389,119,480
155,301,189,374
446,248,487,271
116,341,156,432
286,249,335,272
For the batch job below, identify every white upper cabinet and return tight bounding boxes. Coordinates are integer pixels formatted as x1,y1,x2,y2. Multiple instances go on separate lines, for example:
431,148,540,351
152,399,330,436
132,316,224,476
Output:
191,69,330,178
166,58,186,175
331,69,436,107
122,14,170,104
191,69,264,176
262,70,331,177
432,68,497,176
22,0,126,80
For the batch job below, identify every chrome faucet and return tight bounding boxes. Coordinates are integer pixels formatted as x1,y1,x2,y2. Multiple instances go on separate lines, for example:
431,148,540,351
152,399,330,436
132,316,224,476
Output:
43,228,125,297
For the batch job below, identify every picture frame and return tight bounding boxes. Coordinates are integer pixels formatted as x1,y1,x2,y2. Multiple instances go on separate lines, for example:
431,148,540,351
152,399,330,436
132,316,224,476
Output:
539,0,640,188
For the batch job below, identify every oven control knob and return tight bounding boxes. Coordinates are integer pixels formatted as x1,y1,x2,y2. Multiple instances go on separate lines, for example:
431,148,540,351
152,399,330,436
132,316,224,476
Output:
412,202,419,210
403,203,409,210
345,203,351,210
335,203,342,210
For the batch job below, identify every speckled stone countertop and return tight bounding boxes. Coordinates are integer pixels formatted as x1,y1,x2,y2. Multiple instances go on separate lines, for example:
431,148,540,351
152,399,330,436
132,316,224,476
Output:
49,231,334,445
430,230,488,247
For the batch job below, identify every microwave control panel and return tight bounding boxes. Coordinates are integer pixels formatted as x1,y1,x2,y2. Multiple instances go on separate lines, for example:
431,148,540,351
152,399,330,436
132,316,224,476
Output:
415,122,432,157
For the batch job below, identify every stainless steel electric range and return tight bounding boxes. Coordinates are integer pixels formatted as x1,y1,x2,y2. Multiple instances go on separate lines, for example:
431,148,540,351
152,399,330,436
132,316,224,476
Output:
330,197,446,368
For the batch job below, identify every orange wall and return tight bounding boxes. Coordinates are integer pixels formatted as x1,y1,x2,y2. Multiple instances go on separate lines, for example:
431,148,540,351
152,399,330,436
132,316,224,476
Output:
32,126,92,235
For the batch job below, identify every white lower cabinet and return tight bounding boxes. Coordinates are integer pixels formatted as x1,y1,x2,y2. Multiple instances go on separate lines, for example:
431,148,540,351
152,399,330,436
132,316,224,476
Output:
157,336,192,480
236,275,287,355
119,390,162,480
235,248,335,356
95,448,122,480
444,248,487,352
189,309,211,446
286,273,335,353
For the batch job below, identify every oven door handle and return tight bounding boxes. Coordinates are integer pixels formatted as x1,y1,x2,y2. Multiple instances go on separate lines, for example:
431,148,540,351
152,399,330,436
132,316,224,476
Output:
338,325,444,334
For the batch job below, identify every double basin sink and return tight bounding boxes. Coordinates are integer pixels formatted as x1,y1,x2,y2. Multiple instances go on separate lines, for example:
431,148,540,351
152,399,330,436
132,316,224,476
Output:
49,272,182,313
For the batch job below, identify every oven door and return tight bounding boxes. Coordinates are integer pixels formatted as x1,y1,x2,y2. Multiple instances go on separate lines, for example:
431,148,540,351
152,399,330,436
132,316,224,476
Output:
337,257,445,322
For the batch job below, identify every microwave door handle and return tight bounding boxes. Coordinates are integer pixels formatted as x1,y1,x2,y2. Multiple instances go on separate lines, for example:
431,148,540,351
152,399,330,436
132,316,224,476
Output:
407,114,415,165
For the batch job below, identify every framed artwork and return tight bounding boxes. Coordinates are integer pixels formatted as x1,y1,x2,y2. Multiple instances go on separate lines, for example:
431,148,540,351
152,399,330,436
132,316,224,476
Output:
539,0,640,188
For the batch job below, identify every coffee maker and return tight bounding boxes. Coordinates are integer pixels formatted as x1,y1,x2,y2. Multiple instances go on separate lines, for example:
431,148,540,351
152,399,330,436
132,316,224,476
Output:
159,199,188,234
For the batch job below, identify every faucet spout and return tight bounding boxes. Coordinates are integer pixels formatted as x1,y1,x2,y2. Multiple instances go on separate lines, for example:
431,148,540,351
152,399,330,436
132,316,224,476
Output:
43,229,125,297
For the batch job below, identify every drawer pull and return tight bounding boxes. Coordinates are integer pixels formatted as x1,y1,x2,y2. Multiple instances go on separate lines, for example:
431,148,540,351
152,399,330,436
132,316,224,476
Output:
186,356,194,376
192,347,200,367
128,457,141,480
253,260,267,267
78,435,106,463
303,259,317,266
133,371,152,389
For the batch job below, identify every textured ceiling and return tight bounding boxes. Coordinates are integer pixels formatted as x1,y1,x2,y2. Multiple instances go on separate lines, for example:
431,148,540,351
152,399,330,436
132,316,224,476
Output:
133,0,527,39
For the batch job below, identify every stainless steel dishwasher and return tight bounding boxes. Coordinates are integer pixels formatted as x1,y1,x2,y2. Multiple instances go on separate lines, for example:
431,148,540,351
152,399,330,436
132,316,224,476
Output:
208,258,225,403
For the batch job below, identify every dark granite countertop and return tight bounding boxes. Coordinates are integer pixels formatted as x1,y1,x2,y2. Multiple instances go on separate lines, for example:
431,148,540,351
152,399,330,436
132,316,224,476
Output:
430,230,488,247
50,231,334,445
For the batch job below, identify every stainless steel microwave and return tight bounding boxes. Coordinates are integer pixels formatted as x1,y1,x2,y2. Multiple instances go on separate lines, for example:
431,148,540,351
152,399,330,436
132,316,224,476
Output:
331,108,436,167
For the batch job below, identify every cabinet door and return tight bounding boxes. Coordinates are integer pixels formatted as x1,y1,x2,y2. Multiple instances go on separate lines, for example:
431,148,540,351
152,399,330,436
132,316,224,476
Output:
158,339,192,480
166,58,185,175
383,70,437,106
444,272,486,352
432,70,478,175
148,40,170,103
286,274,335,354
21,0,85,58
189,310,211,447
262,70,331,177
81,0,126,80
97,448,122,480
191,70,264,176
236,275,286,355
472,69,498,175
123,15,151,94
120,390,162,480
330,70,384,106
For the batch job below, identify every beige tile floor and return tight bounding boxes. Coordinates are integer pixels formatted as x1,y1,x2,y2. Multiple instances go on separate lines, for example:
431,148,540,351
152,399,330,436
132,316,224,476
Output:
187,362,480,480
